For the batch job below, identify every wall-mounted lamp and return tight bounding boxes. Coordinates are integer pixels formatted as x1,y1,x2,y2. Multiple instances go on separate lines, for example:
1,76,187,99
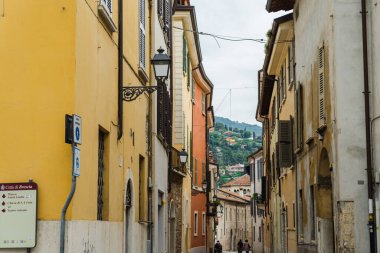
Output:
122,48,171,102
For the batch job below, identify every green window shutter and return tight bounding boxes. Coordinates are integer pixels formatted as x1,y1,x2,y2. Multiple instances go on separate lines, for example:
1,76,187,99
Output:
192,77,195,99
183,34,187,74
187,53,191,89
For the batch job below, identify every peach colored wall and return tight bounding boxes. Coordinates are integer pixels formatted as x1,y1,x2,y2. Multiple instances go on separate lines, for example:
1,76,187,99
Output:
191,80,207,249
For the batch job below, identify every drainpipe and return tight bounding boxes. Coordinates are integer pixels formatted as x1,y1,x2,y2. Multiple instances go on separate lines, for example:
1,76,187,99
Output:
205,93,210,252
117,0,123,140
361,0,376,251
59,175,77,253
147,1,153,253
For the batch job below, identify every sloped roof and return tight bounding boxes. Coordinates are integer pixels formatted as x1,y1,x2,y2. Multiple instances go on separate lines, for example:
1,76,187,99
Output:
221,174,250,187
217,189,250,204
266,0,294,12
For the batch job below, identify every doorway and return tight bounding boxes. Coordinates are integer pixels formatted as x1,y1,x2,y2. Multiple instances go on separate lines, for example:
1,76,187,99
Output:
317,148,334,253
125,180,133,253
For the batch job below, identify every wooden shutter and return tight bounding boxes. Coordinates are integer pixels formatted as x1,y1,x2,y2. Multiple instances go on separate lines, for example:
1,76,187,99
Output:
183,34,187,73
318,46,325,126
278,121,292,168
187,53,191,88
157,84,164,137
261,176,266,201
295,83,304,150
139,0,146,69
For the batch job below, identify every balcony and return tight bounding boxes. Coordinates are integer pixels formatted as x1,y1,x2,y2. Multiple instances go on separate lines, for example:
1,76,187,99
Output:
169,147,186,177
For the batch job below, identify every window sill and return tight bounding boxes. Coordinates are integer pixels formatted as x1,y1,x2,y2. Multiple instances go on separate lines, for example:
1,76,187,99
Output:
138,67,149,83
98,5,117,33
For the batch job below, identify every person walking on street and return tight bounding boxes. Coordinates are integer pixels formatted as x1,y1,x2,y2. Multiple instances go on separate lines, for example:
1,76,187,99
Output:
237,239,243,253
214,240,222,253
243,239,251,253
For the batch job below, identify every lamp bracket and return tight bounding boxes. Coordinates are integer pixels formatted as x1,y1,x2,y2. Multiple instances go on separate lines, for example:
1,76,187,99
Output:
122,86,160,102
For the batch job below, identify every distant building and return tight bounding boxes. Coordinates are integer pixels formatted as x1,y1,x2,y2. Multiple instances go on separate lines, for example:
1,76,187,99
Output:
220,174,251,197
216,189,253,251
226,164,245,173
247,148,264,253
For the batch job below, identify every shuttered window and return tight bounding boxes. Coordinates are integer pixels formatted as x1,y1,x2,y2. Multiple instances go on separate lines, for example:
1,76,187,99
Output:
271,97,276,131
192,77,195,100
187,53,191,89
202,162,206,183
139,0,146,69
318,46,325,126
278,120,293,168
194,159,198,186
100,0,112,17
164,0,170,29
158,0,163,16
202,93,206,114
295,83,304,150
183,34,187,74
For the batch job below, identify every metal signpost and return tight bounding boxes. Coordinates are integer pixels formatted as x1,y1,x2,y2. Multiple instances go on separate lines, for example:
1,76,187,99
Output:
0,182,38,249
60,114,82,253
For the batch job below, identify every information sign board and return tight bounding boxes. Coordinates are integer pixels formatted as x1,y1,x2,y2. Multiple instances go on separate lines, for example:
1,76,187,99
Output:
73,114,82,145
73,147,80,177
0,182,37,249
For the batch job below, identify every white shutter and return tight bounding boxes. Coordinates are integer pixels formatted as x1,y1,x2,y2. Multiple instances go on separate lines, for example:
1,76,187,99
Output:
139,0,146,69
101,0,112,16
318,46,325,126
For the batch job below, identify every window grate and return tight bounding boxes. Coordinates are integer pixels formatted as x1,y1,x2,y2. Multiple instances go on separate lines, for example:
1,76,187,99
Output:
97,131,105,220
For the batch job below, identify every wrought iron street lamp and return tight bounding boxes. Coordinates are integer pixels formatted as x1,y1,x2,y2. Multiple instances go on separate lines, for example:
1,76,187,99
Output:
152,47,171,81
122,48,171,102
179,149,188,166
202,180,207,191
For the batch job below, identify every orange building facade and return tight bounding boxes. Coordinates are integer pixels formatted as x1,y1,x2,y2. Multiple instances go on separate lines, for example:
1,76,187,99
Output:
190,68,213,253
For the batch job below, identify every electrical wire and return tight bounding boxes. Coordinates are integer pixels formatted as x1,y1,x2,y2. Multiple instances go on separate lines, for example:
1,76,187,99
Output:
174,26,293,44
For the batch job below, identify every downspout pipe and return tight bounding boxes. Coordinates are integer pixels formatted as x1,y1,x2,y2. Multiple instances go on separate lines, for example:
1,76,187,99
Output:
117,0,124,140
360,0,376,251
60,175,77,253
205,93,210,252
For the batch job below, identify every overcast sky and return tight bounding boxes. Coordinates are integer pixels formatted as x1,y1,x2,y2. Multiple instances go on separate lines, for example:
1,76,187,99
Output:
191,0,287,126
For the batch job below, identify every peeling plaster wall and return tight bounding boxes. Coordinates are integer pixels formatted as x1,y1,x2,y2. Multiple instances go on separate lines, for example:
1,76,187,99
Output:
295,0,370,252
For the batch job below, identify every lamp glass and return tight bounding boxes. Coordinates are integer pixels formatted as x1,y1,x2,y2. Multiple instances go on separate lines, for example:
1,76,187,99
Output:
213,195,217,202
179,149,188,164
153,62,169,79
202,181,207,190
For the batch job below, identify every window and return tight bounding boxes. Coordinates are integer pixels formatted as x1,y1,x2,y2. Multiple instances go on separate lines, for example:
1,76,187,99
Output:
202,162,206,183
139,156,147,221
293,202,296,228
253,226,255,241
139,0,146,69
187,53,191,89
298,189,303,237
202,212,206,235
318,46,326,126
193,159,198,186
278,120,293,168
310,185,316,240
295,83,304,150
97,130,109,220
194,212,198,236
259,226,262,242
192,77,195,100
183,34,187,74
202,93,206,114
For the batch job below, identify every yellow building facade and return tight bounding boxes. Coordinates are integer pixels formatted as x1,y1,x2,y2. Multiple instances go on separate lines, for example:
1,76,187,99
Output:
0,0,153,252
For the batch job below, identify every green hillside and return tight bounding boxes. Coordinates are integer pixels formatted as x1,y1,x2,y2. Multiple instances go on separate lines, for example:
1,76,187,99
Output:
210,117,262,185
215,116,262,137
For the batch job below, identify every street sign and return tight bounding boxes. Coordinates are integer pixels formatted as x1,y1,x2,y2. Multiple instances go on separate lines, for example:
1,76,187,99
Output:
73,114,82,145
0,182,37,249
73,147,80,177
